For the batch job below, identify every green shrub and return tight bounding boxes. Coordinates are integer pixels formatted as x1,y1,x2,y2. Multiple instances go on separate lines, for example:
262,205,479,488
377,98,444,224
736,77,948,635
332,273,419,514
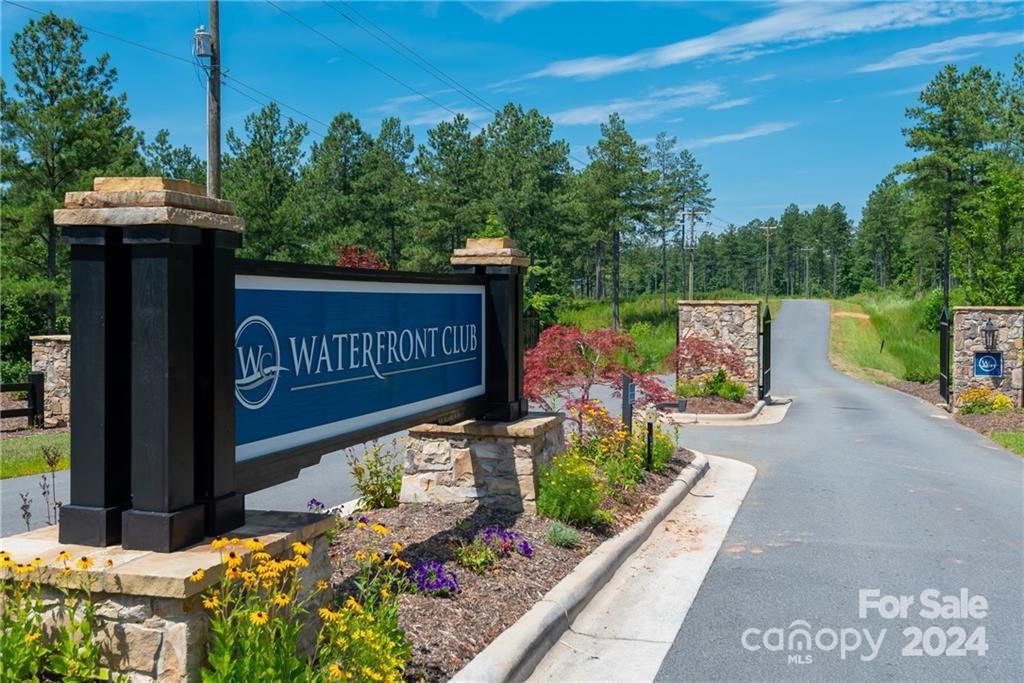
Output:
453,536,498,574
0,357,30,385
546,521,581,549
591,509,616,527
470,213,508,239
537,452,603,526
650,427,676,473
347,441,403,509
677,369,747,401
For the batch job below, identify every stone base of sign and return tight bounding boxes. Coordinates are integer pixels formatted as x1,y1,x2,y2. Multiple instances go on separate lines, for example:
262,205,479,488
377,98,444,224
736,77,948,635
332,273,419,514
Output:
0,511,332,682
952,306,1024,411
30,335,71,427
399,413,566,513
677,300,761,398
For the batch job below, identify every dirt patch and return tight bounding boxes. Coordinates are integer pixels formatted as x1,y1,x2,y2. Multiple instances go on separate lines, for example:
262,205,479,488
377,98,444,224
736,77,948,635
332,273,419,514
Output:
831,310,870,320
888,379,942,406
329,450,693,681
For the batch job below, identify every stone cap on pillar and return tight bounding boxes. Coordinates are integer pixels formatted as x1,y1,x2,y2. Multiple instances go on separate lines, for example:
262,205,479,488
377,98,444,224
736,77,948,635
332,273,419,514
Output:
54,177,244,233
451,237,530,268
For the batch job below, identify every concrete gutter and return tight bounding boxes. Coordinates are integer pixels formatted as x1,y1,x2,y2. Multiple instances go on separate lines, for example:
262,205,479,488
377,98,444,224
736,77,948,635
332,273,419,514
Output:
668,399,766,424
452,451,710,683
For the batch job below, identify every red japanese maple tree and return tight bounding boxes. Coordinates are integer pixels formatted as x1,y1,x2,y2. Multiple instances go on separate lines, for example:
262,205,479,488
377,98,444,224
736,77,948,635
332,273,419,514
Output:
524,325,673,432
663,336,745,381
336,245,390,270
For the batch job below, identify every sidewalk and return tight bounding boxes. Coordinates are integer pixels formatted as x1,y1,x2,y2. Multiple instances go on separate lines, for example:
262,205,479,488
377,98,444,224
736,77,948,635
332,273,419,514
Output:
528,455,756,682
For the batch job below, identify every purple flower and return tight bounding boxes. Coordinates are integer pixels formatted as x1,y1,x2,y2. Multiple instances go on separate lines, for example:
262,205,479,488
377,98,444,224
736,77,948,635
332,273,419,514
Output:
307,498,325,512
358,515,369,524
477,526,533,558
408,561,459,596
517,539,534,558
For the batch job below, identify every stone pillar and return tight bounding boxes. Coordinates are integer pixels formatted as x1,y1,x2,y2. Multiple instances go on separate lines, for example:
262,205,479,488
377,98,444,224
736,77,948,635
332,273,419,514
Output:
677,300,761,398
0,511,332,682
952,306,1024,411
30,335,71,427
399,414,565,513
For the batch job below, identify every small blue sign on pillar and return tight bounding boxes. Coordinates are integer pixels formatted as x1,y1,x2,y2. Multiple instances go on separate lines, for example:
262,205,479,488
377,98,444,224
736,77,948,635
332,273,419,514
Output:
973,352,1003,378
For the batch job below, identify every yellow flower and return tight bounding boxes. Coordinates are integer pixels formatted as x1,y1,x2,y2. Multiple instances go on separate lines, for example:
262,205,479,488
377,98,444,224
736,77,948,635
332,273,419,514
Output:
227,567,243,581
252,551,271,563
292,554,310,568
344,596,363,613
354,551,367,562
242,571,259,586
356,522,367,529
211,537,229,550
244,538,264,551
13,563,32,575
328,663,346,679
203,595,220,610
228,537,241,546
225,551,242,569
319,606,341,623
272,593,291,607
291,540,313,556
189,568,206,583
391,541,404,554
370,551,383,564
104,559,114,568
75,556,94,570
316,580,330,591
55,550,71,562
250,610,269,626
380,588,391,599
371,523,389,536
26,632,41,643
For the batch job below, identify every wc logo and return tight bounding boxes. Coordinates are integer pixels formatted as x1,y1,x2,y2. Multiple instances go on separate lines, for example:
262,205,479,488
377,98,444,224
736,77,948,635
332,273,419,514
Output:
234,315,288,410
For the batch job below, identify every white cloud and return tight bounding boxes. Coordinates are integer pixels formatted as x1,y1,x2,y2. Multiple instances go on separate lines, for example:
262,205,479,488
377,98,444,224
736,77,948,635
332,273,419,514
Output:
886,82,928,96
685,121,797,149
404,106,490,126
464,1,549,23
550,82,722,125
856,31,1024,72
747,73,779,83
708,97,755,110
528,2,1013,80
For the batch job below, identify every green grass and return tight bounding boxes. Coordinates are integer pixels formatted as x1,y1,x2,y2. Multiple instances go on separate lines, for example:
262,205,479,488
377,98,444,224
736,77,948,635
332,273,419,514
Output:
990,431,1024,456
556,291,782,371
0,432,70,479
829,293,939,383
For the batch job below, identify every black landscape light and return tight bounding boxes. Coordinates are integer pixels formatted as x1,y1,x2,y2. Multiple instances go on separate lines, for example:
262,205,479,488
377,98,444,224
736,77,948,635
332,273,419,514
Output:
982,319,998,351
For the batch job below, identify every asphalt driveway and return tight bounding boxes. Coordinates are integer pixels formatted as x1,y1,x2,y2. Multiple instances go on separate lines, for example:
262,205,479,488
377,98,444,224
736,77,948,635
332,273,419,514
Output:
655,300,1023,681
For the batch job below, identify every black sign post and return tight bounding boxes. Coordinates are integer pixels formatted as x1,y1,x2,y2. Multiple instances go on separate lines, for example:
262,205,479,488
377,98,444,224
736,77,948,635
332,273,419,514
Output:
57,227,133,547
621,373,634,436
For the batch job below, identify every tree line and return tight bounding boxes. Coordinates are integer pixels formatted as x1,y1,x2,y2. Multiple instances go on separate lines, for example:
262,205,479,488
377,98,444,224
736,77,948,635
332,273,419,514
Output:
2,13,1021,380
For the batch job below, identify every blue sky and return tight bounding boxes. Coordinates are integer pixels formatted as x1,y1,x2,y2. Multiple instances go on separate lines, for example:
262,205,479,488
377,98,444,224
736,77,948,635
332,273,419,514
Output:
2,1,1022,229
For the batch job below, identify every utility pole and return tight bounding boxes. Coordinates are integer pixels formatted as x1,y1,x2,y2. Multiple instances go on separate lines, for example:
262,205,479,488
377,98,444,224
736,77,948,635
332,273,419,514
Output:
799,247,813,298
760,223,776,303
207,0,221,198
683,208,706,300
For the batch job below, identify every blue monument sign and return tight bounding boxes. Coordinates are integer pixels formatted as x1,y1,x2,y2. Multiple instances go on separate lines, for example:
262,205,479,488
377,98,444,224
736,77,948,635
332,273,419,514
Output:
973,351,1003,378
234,272,486,465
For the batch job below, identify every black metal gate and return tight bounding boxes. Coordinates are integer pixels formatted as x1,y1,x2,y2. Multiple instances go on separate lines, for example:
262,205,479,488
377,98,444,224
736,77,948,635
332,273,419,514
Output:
759,305,772,400
939,306,951,404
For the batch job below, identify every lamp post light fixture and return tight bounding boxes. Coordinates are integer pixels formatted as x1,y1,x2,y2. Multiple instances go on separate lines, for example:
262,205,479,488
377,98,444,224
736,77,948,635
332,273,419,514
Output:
982,319,998,351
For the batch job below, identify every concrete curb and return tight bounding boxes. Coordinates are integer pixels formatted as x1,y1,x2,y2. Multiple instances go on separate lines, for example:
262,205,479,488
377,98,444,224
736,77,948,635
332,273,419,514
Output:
665,399,766,424
451,451,710,683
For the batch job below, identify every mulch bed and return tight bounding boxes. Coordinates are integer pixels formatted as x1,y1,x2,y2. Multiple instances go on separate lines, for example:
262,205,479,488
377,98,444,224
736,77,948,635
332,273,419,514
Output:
328,450,694,682
887,379,1024,439
671,395,755,415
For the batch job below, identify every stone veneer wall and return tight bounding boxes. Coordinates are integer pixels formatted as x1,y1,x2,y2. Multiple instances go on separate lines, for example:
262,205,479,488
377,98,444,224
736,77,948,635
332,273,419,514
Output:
952,307,1024,411
31,335,71,427
399,414,565,513
677,300,761,398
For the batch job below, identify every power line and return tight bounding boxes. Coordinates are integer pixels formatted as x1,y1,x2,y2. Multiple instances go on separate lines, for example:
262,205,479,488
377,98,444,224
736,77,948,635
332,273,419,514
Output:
3,0,330,139
323,0,497,115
